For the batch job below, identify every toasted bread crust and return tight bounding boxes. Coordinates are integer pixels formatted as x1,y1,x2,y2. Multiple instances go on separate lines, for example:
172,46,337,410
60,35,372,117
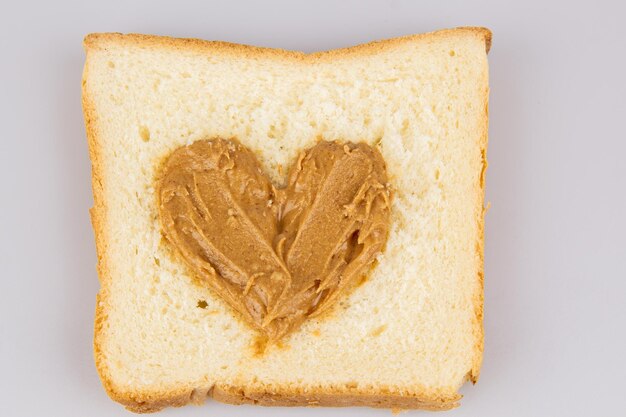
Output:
101,383,461,413
83,26,491,58
472,55,490,383
83,27,490,413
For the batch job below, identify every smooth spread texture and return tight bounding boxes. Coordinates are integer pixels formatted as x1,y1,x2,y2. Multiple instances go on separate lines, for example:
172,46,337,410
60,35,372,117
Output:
158,138,391,340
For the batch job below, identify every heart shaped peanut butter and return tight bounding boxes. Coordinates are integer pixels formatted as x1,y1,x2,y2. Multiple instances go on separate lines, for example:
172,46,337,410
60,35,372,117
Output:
157,138,391,340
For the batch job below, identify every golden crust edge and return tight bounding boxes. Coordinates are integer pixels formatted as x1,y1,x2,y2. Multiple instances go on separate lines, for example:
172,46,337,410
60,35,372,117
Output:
470,38,490,383
82,27,491,412
82,46,119,411
101,384,461,414
83,26,491,59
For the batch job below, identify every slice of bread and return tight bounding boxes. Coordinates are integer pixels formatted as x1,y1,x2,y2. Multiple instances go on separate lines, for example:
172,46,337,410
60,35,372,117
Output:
82,27,491,413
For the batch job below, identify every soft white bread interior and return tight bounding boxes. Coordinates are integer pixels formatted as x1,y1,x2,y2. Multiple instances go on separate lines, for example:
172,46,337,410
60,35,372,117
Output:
82,27,490,413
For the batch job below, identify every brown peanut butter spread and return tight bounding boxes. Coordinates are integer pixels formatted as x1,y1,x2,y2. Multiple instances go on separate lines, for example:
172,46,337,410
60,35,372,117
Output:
158,138,391,340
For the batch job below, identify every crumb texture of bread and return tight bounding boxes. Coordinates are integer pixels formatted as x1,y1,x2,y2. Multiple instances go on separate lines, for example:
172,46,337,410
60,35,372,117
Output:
83,27,490,413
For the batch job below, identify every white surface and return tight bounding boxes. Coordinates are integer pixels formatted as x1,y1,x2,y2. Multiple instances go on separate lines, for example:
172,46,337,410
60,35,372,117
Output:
1,0,625,416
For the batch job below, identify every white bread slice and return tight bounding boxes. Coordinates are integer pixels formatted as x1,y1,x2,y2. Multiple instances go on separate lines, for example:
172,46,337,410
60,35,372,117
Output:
82,27,490,413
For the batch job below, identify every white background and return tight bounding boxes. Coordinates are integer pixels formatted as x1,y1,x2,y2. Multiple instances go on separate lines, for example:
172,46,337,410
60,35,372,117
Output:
1,0,625,416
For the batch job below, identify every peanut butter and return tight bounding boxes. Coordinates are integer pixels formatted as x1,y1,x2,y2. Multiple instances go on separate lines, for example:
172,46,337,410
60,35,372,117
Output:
158,138,391,340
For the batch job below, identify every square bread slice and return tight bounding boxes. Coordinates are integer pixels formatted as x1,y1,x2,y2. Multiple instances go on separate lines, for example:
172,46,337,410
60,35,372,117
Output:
82,27,490,413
